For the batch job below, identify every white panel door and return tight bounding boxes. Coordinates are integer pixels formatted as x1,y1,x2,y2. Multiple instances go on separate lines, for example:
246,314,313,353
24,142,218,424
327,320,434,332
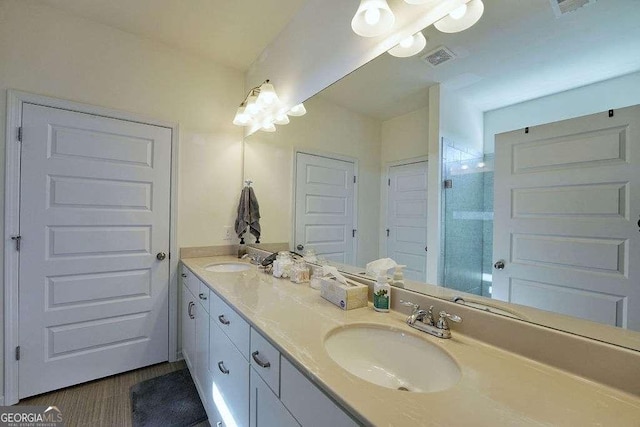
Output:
294,153,355,264
19,103,171,398
386,161,428,281
493,106,640,331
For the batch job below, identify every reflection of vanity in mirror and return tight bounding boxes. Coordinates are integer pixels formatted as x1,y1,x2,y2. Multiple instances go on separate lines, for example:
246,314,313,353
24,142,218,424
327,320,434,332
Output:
244,0,640,352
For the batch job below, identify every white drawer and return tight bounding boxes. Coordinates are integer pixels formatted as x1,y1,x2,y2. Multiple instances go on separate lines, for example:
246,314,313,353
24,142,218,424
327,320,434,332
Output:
197,280,210,312
210,291,250,358
181,266,199,297
281,357,358,427
250,328,281,396
210,321,249,427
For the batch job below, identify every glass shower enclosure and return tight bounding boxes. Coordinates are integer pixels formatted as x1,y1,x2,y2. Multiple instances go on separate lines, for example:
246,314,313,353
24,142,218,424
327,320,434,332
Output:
441,141,494,297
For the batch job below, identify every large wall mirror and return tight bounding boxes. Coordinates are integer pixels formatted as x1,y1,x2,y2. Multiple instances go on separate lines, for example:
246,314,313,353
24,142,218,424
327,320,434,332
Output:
243,0,640,351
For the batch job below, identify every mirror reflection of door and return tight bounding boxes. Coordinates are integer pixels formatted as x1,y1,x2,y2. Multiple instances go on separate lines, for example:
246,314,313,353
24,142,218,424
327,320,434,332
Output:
493,106,640,331
386,161,428,282
294,152,356,264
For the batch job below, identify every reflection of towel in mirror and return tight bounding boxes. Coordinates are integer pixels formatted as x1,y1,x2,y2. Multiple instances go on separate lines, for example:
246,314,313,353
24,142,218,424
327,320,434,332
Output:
234,186,261,241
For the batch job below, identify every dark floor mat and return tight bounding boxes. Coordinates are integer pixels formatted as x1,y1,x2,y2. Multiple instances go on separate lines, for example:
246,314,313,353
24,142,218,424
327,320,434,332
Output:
130,369,207,427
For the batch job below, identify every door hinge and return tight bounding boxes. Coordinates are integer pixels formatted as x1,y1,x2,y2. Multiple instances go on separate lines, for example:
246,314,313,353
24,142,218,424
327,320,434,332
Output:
17,127,22,142
386,229,390,237
444,179,453,189
353,176,357,184
352,229,357,238
15,346,20,361
11,235,21,251
388,178,391,186
168,252,171,260
525,127,530,134
609,109,614,117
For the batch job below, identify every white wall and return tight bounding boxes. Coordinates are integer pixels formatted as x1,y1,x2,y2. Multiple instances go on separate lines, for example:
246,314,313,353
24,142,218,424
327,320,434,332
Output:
243,95,382,267
0,0,244,398
484,71,640,153
440,88,484,155
380,107,429,165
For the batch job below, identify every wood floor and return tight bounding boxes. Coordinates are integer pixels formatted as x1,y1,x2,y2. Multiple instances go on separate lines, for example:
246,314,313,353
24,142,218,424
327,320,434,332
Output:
19,361,209,427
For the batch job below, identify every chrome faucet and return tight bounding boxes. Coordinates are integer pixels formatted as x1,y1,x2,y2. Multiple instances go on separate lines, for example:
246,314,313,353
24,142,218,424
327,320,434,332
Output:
401,301,462,339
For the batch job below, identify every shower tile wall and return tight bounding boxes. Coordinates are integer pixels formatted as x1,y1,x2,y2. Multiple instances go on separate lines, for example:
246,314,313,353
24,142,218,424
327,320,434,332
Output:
442,145,494,296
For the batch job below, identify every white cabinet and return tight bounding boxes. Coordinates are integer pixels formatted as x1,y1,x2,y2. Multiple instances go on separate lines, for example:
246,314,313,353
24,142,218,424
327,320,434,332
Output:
181,283,196,371
281,357,358,427
210,317,250,427
250,367,300,427
195,297,213,418
210,291,250,357
250,328,280,396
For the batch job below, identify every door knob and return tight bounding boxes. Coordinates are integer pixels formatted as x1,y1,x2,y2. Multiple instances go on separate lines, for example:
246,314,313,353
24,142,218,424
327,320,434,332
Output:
156,252,167,261
296,244,304,251
494,260,505,270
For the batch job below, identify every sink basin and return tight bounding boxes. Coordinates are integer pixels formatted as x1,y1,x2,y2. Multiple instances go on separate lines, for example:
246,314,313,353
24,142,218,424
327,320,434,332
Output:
204,263,252,273
324,324,460,393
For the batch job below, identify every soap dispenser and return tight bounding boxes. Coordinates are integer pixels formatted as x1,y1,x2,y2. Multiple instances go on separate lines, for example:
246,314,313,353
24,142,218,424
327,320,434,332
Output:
373,272,391,312
392,265,406,289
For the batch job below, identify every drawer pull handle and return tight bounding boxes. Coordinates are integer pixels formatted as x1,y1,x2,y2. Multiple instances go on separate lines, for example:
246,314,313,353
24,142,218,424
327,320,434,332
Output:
199,293,207,300
181,273,187,278
218,361,230,375
188,302,195,319
218,315,230,325
252,351,271,368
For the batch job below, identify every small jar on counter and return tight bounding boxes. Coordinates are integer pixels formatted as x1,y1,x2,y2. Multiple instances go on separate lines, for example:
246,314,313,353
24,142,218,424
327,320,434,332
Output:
273,251,293,278
309,266,323,290
290,259,310,284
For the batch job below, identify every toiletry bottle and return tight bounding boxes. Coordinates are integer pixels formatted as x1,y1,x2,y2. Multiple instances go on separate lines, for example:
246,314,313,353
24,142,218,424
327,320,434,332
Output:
392,265,405,289
373,272,390,312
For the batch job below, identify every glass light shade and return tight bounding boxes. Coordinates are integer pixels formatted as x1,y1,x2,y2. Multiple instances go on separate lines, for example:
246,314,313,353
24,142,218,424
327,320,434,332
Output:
257,82,279,105
403,0,431,4
244,94,260,115
232,106,252,126
288,103,307,116
388,32,427,58
434,0,484,33
274,113,290,125
261,122,276,132
351,0,395,37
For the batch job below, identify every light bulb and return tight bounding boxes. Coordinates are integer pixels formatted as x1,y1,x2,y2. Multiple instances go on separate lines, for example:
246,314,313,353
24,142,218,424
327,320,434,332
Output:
232,106,251,126
245,95,259,115
461,164,469,170
274,113,290,125
261,122,276,132
477,162,485,168
257,82,278,105
364,7,381,25
399,35,414,48
449,4,468,20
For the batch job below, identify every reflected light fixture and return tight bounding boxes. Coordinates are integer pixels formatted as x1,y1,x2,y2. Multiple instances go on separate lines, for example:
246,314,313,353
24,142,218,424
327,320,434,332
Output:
434,0,484,33
403,0,430,3
351,0,395,37
288,103,307,116
232,80,306,132
388,32,427,57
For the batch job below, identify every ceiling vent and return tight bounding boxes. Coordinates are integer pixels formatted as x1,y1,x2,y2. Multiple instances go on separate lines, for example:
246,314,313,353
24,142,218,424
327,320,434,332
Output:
421,46,456,68
550,0,597,17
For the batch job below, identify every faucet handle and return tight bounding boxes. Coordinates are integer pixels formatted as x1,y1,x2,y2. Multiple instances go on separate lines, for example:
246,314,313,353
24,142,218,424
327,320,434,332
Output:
437,311,462,330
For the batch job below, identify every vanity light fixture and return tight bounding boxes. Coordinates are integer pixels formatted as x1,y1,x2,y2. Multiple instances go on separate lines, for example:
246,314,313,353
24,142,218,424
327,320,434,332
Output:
388,31,427,57
288,103,307,116
351,0,395,37
434,0,484,33
232,80,306,132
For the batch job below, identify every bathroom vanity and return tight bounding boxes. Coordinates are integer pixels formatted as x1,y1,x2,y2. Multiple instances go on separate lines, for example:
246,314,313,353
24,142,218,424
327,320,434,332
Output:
181,255,640,426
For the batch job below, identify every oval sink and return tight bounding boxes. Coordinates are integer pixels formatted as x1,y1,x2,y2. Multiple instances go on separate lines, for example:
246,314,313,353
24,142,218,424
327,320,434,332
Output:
324,324,460,393
204,263,252,273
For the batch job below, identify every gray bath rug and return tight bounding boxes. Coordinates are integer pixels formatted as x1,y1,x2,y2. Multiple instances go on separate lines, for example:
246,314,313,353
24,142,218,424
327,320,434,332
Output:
130,369,207,427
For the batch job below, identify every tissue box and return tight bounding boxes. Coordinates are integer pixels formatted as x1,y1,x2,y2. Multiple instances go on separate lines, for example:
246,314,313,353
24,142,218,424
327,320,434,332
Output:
320,277,368,310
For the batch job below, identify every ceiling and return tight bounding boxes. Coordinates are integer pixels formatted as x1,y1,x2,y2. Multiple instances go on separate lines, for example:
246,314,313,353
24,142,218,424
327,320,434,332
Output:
320,0,640,120
40,0,305,71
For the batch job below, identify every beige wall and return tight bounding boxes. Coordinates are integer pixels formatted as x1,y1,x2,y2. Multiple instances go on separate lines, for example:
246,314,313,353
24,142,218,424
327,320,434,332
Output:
381,106,429,165
243,94,382,266
0,0,245,397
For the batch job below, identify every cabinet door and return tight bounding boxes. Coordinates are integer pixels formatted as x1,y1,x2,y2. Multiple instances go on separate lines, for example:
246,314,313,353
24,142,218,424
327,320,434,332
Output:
181,284,196,371
210,321,250,427
281,357,358,427
195,300,212,416
250,367,299,427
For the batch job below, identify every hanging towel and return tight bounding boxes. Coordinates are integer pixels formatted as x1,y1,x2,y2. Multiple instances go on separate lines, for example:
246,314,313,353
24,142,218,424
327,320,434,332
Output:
234,186,261,242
